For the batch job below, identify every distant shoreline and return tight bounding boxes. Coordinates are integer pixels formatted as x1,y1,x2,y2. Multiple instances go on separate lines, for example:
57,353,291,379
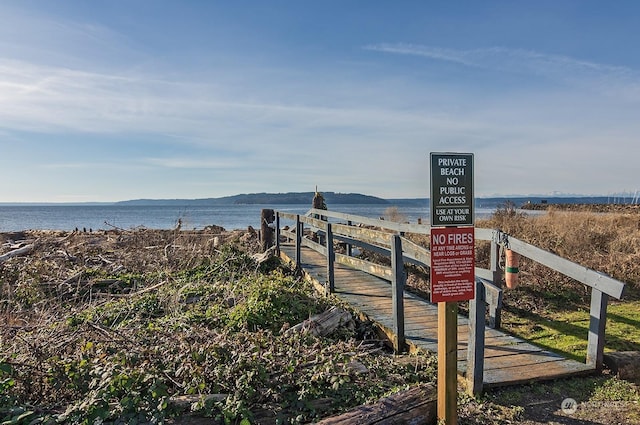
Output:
521,203,640,213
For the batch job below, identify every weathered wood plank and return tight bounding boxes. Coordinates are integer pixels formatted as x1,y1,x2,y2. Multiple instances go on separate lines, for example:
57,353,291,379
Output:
280,229,296,241
332,223,394,247
402,320,453,334
277,212,298,222
335,253,392,280
478,350,567,371
483,360,594,386
398,236,430,267
482,334,524,346
301,237,326,256
307,208,431,235
458,344,549,362
301,215,329,231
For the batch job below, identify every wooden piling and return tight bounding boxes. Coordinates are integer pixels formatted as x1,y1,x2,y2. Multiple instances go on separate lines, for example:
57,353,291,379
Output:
260,209,275,251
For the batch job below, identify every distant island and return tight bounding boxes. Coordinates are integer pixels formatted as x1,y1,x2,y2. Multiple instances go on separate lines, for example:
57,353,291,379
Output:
2,193,635,208
116,192,390,206
117,194,637,208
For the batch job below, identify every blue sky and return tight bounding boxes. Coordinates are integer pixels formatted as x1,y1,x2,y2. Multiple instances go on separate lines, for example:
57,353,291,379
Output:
1,1,639,202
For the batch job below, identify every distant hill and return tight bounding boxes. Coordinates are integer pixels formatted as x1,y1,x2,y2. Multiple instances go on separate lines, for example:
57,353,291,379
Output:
117,192,389,206
114,194,626,208
3,195,628,208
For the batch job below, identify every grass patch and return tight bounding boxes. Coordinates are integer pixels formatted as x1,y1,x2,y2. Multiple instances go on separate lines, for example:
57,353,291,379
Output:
501,299,640,362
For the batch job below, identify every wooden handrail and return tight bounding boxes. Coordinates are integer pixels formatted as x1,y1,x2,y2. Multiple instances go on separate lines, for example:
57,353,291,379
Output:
287,210,626,299
307,208,431,235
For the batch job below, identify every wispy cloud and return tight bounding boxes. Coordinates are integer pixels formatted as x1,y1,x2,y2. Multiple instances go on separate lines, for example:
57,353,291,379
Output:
143,157,245,169
366,43,640,101
0,3,142,69
0,56,484,147
366,43,630,76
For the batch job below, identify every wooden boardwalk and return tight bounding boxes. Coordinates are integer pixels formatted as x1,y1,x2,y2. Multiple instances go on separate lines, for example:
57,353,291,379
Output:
281,244,595,388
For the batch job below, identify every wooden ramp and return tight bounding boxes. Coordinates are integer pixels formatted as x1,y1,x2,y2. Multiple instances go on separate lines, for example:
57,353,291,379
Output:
281,244,595,388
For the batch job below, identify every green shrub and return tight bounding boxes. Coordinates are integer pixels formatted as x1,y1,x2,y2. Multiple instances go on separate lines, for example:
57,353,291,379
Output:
226,272,326,332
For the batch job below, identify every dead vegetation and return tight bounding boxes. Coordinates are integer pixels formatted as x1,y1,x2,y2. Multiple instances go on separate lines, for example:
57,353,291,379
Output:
1,228,435,424
478,205,640,305
1,228,257,326
522,202,640,214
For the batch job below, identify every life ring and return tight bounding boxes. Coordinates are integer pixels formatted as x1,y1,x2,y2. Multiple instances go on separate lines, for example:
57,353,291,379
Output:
505,249,520,289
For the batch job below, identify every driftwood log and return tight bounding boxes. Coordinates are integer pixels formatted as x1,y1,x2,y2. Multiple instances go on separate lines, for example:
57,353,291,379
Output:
251,246,276,265
315,383,437,425
603,351,640,381
0,244,34,264
286,306,354,337
169,394,227,411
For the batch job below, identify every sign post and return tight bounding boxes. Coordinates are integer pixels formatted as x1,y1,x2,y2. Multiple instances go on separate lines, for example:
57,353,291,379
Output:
430,152,475,425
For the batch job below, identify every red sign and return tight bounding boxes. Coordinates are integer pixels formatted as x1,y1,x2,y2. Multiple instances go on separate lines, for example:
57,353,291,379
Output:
430,226,475,303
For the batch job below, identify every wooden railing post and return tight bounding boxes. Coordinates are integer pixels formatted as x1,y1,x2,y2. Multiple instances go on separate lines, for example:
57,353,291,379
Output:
295,215,302,270
467,279,486,396
326,223,335,293
275,213,281,257
346,220,353,257
587,288,609,371
391,234,406,353
489,230,502,328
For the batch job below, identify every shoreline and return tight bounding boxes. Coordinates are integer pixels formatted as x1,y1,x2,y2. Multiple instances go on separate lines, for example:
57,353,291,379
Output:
520,203,640,213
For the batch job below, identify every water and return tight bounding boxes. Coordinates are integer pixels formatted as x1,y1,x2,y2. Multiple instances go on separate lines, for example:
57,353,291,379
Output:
0,203,499,232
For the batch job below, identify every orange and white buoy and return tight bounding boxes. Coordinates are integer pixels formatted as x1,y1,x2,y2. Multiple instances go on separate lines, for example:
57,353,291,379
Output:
505,249,520,289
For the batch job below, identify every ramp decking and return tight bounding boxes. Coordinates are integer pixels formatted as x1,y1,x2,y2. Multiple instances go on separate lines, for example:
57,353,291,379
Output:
281,244,595,388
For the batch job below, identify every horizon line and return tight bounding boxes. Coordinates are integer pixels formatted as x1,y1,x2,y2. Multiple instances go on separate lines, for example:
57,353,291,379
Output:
0,193,634,206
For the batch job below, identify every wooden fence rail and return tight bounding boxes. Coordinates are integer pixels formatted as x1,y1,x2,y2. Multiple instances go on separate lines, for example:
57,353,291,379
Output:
271,208,626,395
